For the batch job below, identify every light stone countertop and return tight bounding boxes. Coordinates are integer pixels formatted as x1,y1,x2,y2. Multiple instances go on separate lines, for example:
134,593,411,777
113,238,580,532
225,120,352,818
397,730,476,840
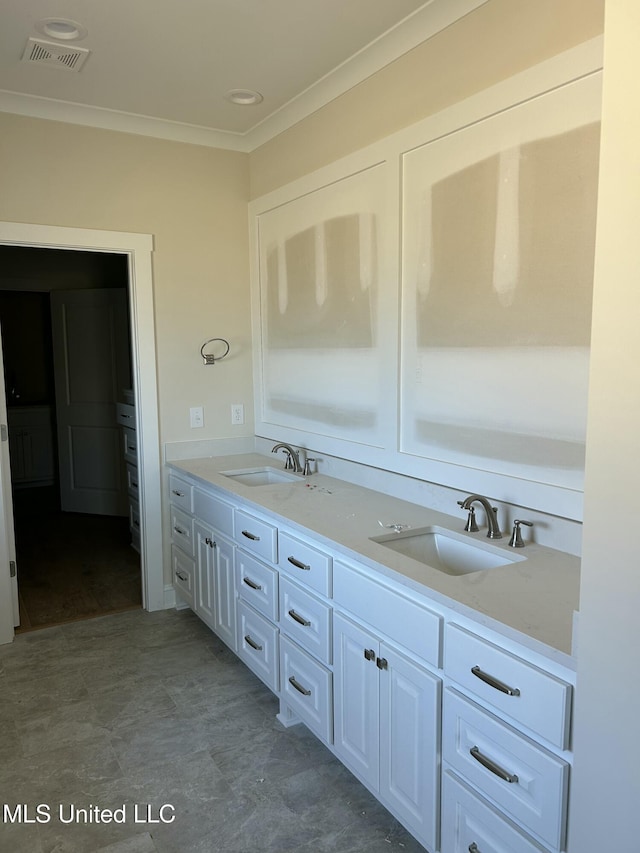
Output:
168,453,580,670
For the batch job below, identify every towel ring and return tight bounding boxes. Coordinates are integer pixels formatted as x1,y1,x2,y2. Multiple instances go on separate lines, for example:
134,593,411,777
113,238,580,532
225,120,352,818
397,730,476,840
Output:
200,338,230,365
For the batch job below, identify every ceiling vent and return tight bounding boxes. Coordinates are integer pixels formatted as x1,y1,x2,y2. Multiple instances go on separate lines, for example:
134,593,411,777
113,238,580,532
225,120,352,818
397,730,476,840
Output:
21,37,90,72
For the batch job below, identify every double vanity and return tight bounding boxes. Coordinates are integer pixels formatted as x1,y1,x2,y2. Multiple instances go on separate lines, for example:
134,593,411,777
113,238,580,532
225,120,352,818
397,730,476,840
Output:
167,451,580,853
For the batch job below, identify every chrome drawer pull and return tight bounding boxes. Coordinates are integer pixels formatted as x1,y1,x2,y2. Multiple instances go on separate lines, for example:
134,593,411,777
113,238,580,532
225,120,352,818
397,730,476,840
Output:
470,746,519,784
364,648,376,662
175,570,188,582
471,665,520,696
242,530,261,541
469,845,478,853
172,489,184,497
288,608,311,627
244,635,263,652
243,577,262,591
174,525,187,535
288,676,311,696
287,556,311,571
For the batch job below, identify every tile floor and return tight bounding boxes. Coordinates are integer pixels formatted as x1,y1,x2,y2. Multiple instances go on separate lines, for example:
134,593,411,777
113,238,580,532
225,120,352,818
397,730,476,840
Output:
0,608,426,853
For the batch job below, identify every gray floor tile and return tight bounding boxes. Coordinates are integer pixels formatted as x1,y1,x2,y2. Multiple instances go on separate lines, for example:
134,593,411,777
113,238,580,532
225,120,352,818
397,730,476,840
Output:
0,609,427,853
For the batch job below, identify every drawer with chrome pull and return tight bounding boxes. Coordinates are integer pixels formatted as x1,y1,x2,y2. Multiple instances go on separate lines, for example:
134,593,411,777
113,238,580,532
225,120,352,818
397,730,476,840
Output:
444,624,572,749
441,770,549,853
169,473,194,513
279,575,331,664
170,505,195,556
442,688,568,850
234,508,278,564
126,463,139,501
122,427,138,466
278,530,331,597
236,550,278,622
280,635,332,745
172,544,195,609
236,600,279,693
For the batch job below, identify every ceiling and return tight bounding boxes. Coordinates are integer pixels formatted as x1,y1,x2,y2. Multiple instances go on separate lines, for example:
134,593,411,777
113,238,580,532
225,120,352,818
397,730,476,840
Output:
0,0,487,151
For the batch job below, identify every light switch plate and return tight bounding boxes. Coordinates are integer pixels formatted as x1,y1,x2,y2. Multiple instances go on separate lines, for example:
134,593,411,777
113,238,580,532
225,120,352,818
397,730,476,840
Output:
190,406,204,428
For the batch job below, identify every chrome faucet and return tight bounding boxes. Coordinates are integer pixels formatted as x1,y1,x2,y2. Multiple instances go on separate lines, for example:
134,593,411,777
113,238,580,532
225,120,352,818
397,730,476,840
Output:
459,494,502,539
271,442,303,473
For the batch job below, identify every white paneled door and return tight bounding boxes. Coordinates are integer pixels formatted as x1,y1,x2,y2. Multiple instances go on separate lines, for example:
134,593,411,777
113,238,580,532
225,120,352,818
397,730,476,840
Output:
51,288,131,516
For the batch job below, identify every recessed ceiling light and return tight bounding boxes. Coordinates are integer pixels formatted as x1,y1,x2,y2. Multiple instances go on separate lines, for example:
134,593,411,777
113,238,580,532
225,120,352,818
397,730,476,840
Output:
35,18,87,42
225,89,263,106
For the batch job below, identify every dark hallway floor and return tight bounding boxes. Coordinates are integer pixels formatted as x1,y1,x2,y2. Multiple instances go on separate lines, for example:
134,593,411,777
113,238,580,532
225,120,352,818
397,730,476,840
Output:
13,486,142,632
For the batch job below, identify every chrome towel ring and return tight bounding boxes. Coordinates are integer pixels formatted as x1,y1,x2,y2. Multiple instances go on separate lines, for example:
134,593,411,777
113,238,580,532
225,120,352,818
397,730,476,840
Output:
200,338,230,364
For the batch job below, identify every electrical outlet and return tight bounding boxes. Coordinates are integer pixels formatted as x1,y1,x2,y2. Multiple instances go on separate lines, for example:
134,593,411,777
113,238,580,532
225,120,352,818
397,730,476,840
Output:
231,403,244,425
190,406,204,429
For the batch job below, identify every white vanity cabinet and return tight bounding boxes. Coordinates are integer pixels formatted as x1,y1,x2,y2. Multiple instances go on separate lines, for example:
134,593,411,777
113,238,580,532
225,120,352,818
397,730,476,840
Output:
441,623,573,853
194,521,236,650
333,610,440,852
169,473,196,611
277,529,334,744
167,461,576,853
169,473,237,651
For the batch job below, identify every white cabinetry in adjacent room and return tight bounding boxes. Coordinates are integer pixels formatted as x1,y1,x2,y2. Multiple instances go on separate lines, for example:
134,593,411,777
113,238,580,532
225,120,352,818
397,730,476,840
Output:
7,405,55,487
117,397,139,551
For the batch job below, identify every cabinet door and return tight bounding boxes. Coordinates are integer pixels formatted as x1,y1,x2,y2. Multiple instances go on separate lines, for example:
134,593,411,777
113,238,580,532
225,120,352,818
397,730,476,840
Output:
194,521,216,630
333,612,379,789
379,643,441,852
213,533,236,652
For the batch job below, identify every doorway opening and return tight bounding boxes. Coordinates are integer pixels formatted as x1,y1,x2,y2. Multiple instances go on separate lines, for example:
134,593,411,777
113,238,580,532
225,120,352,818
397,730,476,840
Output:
0,245,142,631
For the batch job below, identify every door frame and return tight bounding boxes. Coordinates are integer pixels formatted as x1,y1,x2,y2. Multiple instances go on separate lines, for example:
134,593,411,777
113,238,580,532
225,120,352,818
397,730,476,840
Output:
0,221,164,644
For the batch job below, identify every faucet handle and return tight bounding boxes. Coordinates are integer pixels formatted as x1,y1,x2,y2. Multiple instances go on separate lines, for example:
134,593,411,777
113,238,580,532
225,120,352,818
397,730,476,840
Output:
303,458,315,476
457,501,479,532
508,519,533,548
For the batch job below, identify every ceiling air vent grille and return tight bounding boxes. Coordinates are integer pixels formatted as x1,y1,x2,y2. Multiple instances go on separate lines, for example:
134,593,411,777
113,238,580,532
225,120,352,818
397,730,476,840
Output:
21,37,90,72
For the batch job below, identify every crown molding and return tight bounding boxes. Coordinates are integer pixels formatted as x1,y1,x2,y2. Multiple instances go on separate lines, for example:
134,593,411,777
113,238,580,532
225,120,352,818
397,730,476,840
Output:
0,0,488,153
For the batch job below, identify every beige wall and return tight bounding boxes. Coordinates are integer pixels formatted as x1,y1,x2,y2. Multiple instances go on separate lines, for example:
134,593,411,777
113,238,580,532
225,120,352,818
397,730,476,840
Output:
0,114,253,445
249,0,604,198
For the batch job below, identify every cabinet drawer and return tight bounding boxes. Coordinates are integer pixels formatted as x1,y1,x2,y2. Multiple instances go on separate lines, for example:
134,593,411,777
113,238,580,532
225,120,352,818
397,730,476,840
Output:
194,488,234,537
279,576,331,665
334,560,441,668
444,624,572,749
237,601,279,693
280,635,332,745
126,463,139,500
129,498,140,534
169,473,194,514
237,551,279,623
122,427,138,466
278,531,332,597
234,509,278,564
172,544,195,609
441,771,548,853
116,402,136,429
442,688,568,850
171,506,195,557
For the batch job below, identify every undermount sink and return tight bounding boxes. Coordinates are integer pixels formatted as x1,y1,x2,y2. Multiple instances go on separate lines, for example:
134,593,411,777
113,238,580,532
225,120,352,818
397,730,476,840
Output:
370,525,524,576
220,466,301,486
